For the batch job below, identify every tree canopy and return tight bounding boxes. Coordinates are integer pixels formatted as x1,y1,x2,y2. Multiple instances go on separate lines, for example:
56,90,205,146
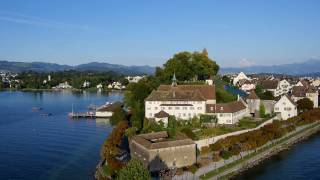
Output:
155,50,219,83
117,159,150,180
297,98,314,113
101,121,129,174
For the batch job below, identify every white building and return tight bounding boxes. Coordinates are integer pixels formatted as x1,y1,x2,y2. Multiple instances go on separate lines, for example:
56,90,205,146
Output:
53,82,72,89
233,72,250,86
259,79,291,97
82,80,90,88
311,79,320,88
274,95,297,120
107,82,125,90
126,76,145,83
96,83,103,89
240,80,256,92
291,86,318,108
145,85,211,120
95,102,122,118
206,101,248,124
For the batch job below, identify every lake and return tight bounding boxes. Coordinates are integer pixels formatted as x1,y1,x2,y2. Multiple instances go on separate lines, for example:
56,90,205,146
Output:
0,91,123,180
234,132,320,180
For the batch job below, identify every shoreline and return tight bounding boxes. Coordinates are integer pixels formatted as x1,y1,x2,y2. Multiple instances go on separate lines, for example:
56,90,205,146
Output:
0,88,126,92
201,121,320,180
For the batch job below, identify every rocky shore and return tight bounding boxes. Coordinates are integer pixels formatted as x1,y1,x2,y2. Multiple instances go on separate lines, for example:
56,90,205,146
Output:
212,121,320,180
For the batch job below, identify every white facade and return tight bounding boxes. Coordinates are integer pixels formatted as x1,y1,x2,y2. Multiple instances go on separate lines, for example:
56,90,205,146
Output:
306,91,319,108
274,95,297,120
311,79,320,87
241,83,256,92
215,108,248,124
95,111,113,117
274,79,291,97
233,72,250,86
205,79,214,86
145,100,206,120
126,76,145,83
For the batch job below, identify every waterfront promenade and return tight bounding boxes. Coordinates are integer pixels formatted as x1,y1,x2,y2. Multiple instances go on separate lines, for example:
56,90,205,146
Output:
174,121,320,180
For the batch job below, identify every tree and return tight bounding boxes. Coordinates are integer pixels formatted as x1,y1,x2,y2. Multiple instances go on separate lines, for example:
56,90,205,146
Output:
117,159,150,180
222,75,231,84
259,103,266,118
155,50,219,82
110,106,127,125
130,102,144,131
101,121,129,174
297,98,314,113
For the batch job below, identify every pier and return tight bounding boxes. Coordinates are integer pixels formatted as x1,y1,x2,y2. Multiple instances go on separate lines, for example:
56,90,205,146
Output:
68,112,96,118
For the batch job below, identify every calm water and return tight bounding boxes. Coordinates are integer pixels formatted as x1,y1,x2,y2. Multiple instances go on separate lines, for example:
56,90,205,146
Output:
0,91,123,180
234,132,320,180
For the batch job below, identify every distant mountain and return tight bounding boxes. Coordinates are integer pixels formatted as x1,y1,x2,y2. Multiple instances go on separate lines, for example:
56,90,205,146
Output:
220,59,320,75
0,60,155,75
75,62,155,75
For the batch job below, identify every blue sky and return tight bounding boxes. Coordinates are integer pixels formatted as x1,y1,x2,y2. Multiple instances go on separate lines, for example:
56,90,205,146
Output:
0,0,319,67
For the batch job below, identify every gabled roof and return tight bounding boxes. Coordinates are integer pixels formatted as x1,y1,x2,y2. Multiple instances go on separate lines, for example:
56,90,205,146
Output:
206,101,247,113
277,94,297,106
259,80,279,89
247,91,259,99
158,85,216,100
292,85,317,97
154,110,170,118
96,102,123,112
145,84,216,101
145,89,206,101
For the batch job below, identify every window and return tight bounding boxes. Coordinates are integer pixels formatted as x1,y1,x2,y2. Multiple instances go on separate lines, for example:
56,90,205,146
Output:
169,107,172,110
197,107,202,110
183,107,187,110
175,107,180,110
149,113,152,117
154,107,158,110
190,107,194,110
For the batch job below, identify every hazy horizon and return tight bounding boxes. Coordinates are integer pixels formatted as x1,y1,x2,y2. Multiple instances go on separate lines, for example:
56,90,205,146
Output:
0,0,320,67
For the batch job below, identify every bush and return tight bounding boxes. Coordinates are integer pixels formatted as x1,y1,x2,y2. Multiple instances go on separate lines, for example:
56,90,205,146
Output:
220,150,232,159
181,128,197,140
117,159,150,180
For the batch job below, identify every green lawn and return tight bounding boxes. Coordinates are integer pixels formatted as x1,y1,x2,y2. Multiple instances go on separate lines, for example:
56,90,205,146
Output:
195,118,265,139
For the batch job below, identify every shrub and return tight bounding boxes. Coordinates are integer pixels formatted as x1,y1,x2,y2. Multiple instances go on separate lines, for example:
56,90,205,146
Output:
181,128,197,140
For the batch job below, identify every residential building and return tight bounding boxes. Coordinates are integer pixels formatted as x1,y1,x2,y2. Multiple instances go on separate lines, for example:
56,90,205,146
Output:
130,131,196,172
145,73,215,120
126,76,145,83
240,80,256,92
259,79,291,97
206,101,248,124
274,95,297,120
95,102,123,118
233,72,250,86
52,81,72,89
291,86,319,108
245,91,260,117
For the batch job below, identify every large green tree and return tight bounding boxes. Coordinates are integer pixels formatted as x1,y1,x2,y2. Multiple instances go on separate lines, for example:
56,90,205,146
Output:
110,106,127,126
155,50,219,83
117,159,150,180
297,98,314,113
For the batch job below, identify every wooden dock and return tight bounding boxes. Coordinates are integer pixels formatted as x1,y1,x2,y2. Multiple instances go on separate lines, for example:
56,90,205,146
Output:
68,112,96,118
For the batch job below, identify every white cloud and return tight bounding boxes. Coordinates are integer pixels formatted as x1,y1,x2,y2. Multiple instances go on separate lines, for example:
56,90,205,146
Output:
238,58,256,67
